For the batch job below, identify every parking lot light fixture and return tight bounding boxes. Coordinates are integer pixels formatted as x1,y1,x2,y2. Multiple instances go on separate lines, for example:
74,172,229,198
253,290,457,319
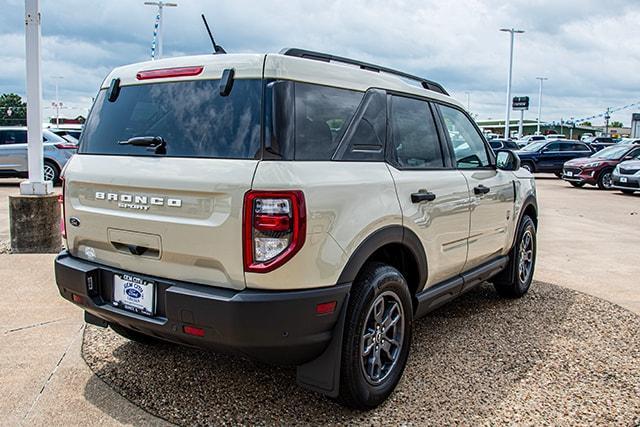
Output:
500,28,524,139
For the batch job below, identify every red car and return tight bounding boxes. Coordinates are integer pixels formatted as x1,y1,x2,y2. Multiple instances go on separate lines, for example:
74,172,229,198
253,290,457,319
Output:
562,144,640,189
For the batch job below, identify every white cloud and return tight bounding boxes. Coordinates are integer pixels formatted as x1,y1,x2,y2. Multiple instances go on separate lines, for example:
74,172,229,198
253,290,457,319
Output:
1,0,639,126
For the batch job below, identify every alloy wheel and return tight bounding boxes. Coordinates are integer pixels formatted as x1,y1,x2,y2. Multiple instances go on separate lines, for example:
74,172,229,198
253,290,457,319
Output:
360,291,405,385
518,229,534,284
601,172,613,189
43,164,56,182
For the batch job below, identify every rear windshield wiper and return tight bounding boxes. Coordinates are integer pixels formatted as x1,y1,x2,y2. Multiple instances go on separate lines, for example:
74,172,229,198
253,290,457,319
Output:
118,136,167,154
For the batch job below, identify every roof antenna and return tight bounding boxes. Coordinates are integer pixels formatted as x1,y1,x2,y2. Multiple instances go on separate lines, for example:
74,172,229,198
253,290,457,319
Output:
201,14,226,54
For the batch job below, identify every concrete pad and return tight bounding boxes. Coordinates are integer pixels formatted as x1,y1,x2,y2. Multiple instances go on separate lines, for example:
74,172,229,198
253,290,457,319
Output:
0,253,165,425
534,176,640,314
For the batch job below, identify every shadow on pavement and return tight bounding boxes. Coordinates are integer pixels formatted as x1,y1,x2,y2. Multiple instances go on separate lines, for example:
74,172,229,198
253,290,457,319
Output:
81,281,640,425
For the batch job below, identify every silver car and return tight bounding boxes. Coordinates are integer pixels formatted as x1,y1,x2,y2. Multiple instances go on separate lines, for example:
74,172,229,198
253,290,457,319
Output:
612,157,640,194
0,126,77,183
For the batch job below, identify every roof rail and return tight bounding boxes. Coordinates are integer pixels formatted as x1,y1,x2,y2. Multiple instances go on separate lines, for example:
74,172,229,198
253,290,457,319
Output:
279,48,449,96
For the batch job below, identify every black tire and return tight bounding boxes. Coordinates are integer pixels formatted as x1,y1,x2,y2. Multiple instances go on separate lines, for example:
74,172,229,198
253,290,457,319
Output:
569,181,585,188
338,263,413,409
493,215,536,298
43,160,60,184
521,162,535,173
554,172,562,178
110,323,160,345
596,168,614,190
620,189,636,195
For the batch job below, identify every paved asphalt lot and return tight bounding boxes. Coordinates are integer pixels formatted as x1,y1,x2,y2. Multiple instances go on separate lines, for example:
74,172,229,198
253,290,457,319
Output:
0,175,638,425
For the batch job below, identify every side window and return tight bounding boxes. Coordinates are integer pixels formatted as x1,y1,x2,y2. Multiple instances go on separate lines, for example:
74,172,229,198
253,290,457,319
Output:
439,104,489,168
1,130,27,145
294,83,363,160
389,96,444,169
338,89,386,161
574,143,591,152
546,142,561,151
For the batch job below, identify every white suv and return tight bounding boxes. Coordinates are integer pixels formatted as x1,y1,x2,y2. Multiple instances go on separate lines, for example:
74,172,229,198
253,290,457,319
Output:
55,48,538,408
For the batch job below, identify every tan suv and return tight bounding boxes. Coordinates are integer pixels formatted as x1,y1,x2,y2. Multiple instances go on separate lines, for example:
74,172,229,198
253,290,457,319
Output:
55,48,538,409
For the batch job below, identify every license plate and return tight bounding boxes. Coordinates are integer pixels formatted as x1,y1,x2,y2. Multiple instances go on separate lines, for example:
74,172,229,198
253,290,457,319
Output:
113,274,155,316
566,171,573,177
620,177,628,183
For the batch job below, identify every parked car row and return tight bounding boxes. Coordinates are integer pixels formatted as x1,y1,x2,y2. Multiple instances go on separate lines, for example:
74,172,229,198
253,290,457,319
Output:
486,134,640,195
562,144,640,192
0,126,78,183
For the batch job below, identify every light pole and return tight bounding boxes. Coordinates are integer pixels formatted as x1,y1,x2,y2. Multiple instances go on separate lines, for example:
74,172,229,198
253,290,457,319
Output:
465,91,471,112
144,1,177,60
500,28,524,139
52,75,63,126
536,77,548,135
604,108,611,136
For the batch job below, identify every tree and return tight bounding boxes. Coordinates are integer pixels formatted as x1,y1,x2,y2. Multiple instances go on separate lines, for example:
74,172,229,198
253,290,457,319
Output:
0,93,27,126
580,121,592,126
609,121,623,128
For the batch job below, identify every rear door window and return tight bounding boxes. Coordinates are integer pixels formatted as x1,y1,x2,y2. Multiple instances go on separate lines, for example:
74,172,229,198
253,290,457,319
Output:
80,79,262,159
293,83,362,160
389,96,444,168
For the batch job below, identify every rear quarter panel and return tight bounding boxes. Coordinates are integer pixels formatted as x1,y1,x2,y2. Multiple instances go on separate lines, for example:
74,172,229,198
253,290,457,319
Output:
247,161,401,290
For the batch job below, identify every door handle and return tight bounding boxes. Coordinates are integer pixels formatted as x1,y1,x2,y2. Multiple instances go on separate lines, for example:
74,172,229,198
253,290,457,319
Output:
474,185,490,195
411,191,436,203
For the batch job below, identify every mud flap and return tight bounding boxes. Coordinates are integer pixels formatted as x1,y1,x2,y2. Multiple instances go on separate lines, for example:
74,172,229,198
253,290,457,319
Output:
296,292,350,398
85,310,108,328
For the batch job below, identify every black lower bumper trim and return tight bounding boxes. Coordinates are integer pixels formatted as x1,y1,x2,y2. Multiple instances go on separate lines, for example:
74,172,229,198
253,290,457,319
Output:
55,251,350,365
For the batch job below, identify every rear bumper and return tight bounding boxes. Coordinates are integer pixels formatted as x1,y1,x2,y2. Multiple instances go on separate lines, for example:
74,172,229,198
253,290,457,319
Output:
54,251,350,365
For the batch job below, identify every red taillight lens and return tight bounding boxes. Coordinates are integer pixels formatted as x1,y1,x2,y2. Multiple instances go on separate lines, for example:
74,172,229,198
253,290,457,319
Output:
59,180,66,239
254,214,290,232
136,66,204,80
243,191,306,273
54,143,78,149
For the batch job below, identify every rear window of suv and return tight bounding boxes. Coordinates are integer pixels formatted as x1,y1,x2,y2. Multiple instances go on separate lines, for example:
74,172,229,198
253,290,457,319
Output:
80,79,262,159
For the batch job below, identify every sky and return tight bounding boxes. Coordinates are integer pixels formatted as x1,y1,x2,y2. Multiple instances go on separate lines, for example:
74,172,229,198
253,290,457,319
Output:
1,0,639,127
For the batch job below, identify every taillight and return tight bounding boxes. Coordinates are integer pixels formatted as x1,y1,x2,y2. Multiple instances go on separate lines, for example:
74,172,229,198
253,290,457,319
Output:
54,143,77,149
60,177,67,241
136,66,204,80
243,191,306,273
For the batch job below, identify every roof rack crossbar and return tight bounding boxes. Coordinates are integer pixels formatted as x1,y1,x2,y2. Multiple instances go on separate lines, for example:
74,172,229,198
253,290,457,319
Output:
279,48,449,96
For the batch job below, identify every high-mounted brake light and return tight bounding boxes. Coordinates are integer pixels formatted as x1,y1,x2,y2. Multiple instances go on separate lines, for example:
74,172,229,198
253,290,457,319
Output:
136,66,204,80
243,191,306,273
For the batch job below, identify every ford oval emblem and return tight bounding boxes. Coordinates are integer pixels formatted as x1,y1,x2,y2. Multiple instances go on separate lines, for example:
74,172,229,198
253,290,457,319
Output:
126,288,142,299
69,217,81,227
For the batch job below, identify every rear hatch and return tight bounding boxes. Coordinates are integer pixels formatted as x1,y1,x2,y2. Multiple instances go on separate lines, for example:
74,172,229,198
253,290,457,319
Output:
64,57,264,290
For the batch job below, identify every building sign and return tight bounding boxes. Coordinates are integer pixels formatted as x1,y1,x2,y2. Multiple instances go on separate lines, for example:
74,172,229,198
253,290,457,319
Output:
513,96,529,111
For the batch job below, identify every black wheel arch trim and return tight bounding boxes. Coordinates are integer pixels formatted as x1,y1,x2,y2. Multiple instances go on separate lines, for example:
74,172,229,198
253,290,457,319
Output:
336,225,428,292
512,195,538,249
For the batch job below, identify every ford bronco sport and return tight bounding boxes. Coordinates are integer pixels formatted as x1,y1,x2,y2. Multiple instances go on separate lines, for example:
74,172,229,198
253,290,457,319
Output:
55,48,538,409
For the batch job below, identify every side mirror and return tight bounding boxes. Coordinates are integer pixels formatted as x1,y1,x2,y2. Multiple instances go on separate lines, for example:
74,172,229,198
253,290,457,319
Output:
496,150,521,171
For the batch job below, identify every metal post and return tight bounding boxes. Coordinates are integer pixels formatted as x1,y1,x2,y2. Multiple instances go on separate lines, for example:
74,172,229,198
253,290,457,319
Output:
465,91,470,112
518,110,524,139
21,0,51,195
604,108,611,136
500,28,524,139
536,77,547,134
145,1,177,60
